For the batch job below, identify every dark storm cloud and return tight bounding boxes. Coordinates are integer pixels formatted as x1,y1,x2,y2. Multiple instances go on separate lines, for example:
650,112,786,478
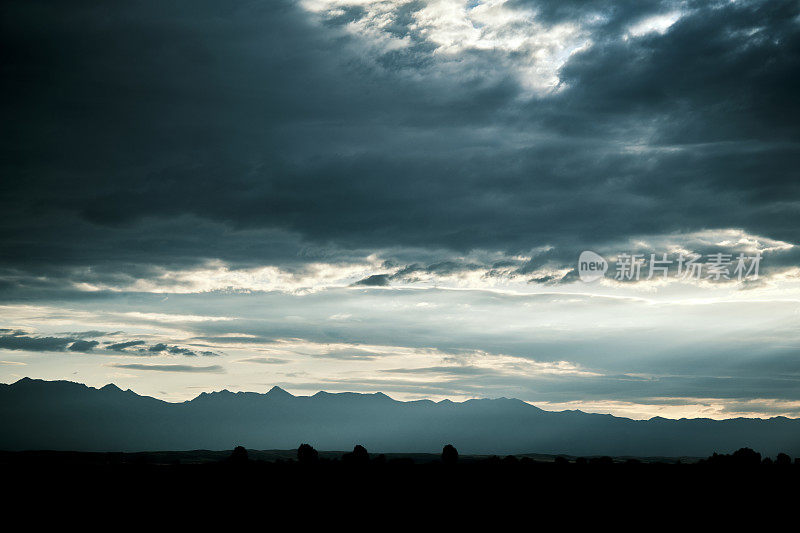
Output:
509,0,677,28
1,0,798,288
553,1,800,144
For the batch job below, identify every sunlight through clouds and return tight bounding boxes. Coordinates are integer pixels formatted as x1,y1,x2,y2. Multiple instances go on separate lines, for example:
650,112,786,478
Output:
302,0,591,92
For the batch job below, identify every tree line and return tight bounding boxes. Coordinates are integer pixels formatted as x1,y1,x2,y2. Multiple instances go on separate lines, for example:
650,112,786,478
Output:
227,443,798,467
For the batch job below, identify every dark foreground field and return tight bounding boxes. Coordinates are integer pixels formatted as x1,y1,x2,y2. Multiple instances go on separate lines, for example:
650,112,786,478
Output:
3,446,798,524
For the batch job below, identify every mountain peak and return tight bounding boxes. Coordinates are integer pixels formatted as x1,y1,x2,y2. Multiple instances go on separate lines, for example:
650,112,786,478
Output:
13,377,38,386
266,385,293,398
100,383,122,392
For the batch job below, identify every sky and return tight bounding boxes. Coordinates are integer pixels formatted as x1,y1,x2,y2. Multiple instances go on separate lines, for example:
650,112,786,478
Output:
2,0,800,419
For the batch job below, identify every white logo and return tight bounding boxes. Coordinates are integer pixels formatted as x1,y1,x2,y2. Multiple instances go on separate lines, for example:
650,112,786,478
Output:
578,251,607,282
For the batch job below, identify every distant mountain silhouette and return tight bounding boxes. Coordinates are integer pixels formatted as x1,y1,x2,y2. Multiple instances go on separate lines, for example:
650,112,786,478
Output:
1,378,799,456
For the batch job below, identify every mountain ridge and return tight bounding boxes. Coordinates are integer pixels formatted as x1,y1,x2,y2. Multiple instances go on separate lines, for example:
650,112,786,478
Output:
5,378,790,422
2,377,798,456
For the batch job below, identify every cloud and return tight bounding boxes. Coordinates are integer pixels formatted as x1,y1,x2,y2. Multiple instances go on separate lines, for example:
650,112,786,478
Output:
353,274,391,287
4,283,800,415
146,343,219,357
0,0,797,293
0,333,73,352
62,330,119,339
110,363,225,373
106,341,147,351
312,348,379,360
68,340,99,352
235,357,290,365
0,329,218,357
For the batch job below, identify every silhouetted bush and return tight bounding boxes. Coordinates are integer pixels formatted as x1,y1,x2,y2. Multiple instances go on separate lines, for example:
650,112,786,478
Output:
776,453,791,465
575,457,587,466
229,446,248,464
297,443,318,464
762,457,773,465
441,444,458,465
554,456,568,466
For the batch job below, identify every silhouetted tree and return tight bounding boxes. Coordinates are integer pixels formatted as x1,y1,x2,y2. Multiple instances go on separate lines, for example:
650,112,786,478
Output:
297,443,318,464
776,452,791,465
732,447,761,465
229,446,248,464
353,444,369,462
554,456,568,466
706,447,764,466
342,444,369,465
705,452,724,465
441,444,458,465
575,457,587,466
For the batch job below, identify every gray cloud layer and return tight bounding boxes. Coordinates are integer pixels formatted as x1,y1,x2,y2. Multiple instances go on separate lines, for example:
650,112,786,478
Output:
4,287,799,409
110,363,225,374
0,330,217,357
1,0,798,288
